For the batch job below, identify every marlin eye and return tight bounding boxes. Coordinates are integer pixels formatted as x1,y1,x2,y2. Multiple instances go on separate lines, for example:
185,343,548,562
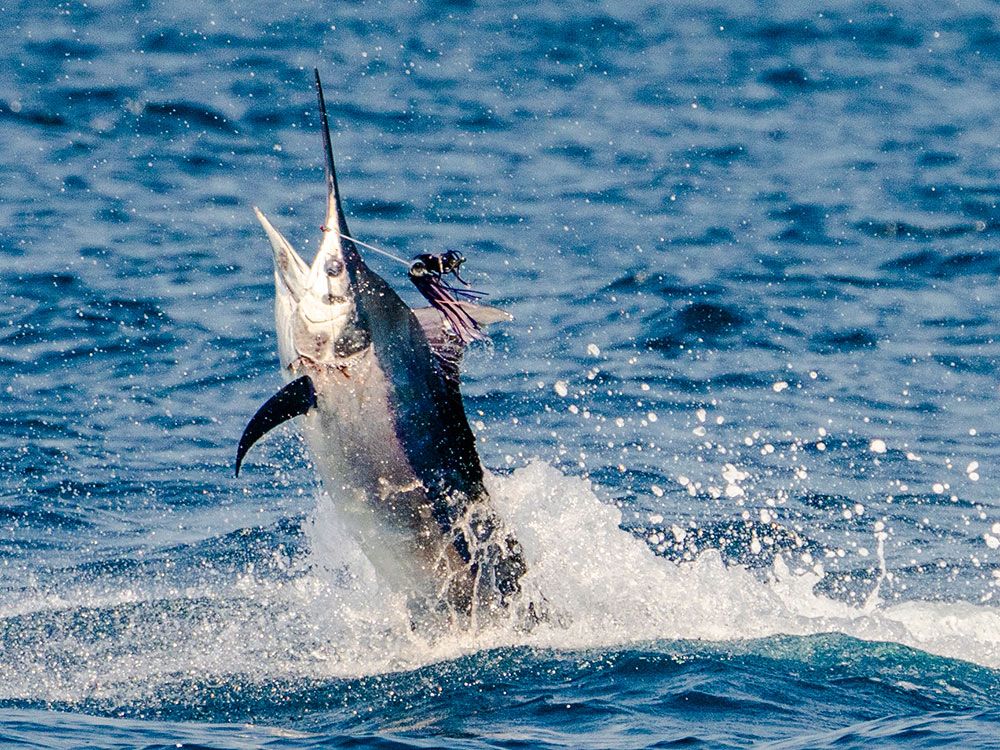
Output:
325,259,344,276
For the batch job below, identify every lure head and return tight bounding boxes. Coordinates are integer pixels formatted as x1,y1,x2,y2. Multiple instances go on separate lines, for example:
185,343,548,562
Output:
408,250,466,281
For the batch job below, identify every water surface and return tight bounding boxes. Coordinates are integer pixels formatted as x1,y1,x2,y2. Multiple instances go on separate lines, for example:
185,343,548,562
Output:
4,1,1000,747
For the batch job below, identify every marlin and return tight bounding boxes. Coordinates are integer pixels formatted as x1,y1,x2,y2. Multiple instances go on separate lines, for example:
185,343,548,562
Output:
235,71,531,629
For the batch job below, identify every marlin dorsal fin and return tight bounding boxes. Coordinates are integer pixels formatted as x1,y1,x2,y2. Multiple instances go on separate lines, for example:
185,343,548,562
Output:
412,303,512,385
412,307,463,384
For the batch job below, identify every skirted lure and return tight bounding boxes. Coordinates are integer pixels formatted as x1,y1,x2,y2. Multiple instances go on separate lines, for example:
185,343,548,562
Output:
409,250,490,345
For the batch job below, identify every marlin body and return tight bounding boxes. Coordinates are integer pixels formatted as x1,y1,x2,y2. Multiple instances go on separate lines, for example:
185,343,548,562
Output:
236,71,528,628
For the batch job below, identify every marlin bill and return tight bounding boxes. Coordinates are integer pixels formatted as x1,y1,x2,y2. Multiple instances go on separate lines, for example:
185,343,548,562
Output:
235,70,537,630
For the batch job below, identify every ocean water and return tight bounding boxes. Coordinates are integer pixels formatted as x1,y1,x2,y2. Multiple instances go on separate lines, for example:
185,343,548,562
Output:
4,0,1000,747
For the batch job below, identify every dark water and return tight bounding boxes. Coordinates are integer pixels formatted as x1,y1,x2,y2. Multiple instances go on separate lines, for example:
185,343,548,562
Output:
5,0,1000,747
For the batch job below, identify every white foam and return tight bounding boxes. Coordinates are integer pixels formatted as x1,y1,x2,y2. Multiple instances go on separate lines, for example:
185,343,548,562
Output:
485,462,1000,668
291,460,1000,672
5,460,1000,706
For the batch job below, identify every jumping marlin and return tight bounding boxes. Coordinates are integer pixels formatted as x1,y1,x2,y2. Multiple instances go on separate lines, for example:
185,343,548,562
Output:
235,70,530,629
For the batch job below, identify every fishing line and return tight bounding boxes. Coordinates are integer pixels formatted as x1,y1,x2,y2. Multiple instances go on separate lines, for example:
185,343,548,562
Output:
338,232,410,267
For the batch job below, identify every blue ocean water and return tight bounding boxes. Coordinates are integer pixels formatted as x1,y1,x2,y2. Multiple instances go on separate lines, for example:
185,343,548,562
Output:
5,0,1000,746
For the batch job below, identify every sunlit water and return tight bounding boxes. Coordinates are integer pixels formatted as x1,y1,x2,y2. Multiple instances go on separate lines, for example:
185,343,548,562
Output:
4,1,1000,747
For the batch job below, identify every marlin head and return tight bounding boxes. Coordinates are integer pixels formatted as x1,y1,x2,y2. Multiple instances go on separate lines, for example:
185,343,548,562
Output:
252,71,367,370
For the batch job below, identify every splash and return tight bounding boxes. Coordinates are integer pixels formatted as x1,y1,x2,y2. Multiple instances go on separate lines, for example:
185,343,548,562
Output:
486,462,1000,667
296,460,1000,672
3,460,1000,710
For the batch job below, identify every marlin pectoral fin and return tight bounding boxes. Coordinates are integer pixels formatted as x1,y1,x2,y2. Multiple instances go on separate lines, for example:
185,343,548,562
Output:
455,302,513,326
234,375,317,477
